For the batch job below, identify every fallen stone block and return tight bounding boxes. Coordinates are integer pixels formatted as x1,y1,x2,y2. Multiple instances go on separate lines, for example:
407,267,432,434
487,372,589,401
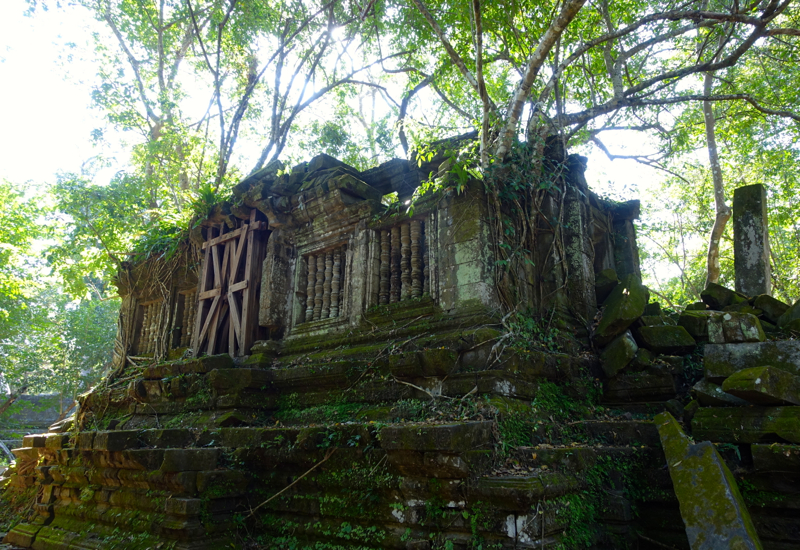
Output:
777,299,800,328
721,367,800,406
692,406,800,444
708,312,765,344
655,411,762,550
593,274,649,346
635,325,696,355
691,379,748,407
721,303,763,317
751,444,800,473
701,282,748,310
600,330,638,377
678,310,715,340
704,340,800,383
685,302,708,311
751,295,788,324
641,315,667,326
595,268,619,305
786,318,800,333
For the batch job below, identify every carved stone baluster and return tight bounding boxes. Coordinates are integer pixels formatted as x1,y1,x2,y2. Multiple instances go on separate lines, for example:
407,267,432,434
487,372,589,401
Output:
305,255,316,322
331,247,341,318
322,251,333,318
390,227,401,303
379,230,390,304
400,223,411,300
314,254,325,320
410,220,422,298
422,222,430,295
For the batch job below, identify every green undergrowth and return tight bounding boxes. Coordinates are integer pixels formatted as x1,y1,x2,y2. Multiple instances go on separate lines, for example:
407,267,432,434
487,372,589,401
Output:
497,379,602,452
553,452,666,549
0,482,36,533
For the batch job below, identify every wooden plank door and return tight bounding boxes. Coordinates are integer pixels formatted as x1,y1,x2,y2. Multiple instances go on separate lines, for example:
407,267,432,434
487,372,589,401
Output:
191,210,268,357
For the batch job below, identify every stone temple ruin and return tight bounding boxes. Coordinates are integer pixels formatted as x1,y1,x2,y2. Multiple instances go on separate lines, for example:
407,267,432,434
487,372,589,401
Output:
2,137,800,549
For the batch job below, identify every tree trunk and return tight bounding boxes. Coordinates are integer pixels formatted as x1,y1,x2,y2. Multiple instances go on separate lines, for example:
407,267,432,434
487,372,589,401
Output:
703,70,731,288
0,386,28,417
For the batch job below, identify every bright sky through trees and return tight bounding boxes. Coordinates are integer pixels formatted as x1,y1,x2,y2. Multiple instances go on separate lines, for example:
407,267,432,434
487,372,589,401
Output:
0,0,657,198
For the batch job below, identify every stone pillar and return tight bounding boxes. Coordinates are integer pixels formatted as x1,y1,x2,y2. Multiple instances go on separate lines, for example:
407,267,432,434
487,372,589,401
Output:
733,184,770,296
610,200,642,282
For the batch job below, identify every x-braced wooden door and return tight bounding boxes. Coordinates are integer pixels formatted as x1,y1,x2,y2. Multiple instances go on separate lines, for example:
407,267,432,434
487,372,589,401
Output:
191,209,268,357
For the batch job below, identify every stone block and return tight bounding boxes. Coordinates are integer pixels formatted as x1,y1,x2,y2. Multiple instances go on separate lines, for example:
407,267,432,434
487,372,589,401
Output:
196,469,248,496
691,379,748,407
644,302,662,315
640,315,666,326
3,523,42,547
472,472,580,511
708,312,765,344
600,330,638,377
22,434,48,448
685,302,708,311
678,310,715,340
751,444,800,473
692,406,800,444
380,421,493,452
721,303,762,317
386,450,471,478
635,325,696,355
93,431,141,451
777,299,800,328
704,340,800,383
631,348,655,370
165,497,203,516
733,184,770,297
208,368,274,395
161,449,221,472
655,412,762,550
701,282,747,310
140,428,196,448
721,367,800,406
595,268,619,305
593,274,649,346
44,433,70,450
